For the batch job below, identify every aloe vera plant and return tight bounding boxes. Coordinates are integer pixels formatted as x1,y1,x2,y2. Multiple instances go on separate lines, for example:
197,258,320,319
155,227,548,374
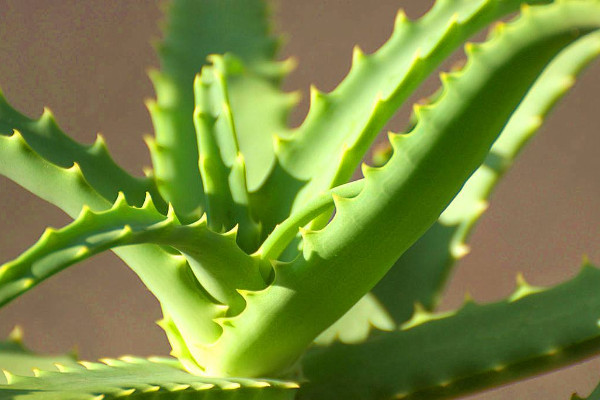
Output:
1,0,600,398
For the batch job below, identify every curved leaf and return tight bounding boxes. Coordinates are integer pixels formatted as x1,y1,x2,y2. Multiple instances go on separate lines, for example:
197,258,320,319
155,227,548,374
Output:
0,130,109,217
301,264,600,400
202,1,600,377
0,90,162,209
148,0,292,220
318,26,600,344
0,356,298,400
0,128,223,366
0,192,266,318
194,56,260,251
254,0,554,234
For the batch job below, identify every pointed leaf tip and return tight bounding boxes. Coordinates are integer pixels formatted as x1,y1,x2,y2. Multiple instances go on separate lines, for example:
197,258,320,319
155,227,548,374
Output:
224,224,239,239
39,106,58,127
510,273,544,302
116,388,136,397
1,369,14,384
142,192,154,209
8,325,23,343
352,45,366,64
53,363,68,373
222,382,242,390
112,191,129,209
88,133,108,155
463,291,476,306
309,84,328,106
66,162,83,175
401,302,453,330
166,203,178,221
451,242,471,259
143,385,161,393
394,9,409,28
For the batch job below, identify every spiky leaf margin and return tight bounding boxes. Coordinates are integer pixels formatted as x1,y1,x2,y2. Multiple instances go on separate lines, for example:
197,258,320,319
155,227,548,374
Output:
301,264,600,400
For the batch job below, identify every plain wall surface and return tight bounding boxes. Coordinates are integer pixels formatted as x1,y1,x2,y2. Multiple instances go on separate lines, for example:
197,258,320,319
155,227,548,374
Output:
0,1,599,398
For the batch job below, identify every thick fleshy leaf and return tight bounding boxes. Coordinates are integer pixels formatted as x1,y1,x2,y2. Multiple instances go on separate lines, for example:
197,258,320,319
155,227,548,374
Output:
301,264,600,400
253,0,554,235
193,56,260,251
0,192,266,320
318,27,600,344
0,130,111,218
0,328,78,385
148,0,293,220
204,1,600,377
0,90,162,209
0,127,228,370
0,356,298,400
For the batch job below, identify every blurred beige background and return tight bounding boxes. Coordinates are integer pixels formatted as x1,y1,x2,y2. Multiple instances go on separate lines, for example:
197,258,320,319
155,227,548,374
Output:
0,1,599,399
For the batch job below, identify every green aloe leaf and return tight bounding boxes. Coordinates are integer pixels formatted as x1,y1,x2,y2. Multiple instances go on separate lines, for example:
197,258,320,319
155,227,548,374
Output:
254,0,553,234
0,89,162,209
206,0,600,377
301,264,600,400
0,328,78,385
0,130,110,217
194,56,261,252
148,0,292,220
0,356,298,400
0,129,232,372
318,26,600,344
0,191,267,319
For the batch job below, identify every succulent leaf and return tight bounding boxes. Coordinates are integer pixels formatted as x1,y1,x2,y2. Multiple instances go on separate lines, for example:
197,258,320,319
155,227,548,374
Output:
3,0,600,395
0,192,267,319
0,356,298,399
0,328,78,385
204,0,600,377
149,0,291,221
194,56,261,252
0,130,110,217
255,0,555,234
0,90,163,209
319,27,600,343
301,264,600,400
257,179,364,261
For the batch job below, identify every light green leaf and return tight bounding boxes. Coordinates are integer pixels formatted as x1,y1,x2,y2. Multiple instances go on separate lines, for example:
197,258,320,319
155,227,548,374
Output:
0,356,298,400
148,0,291,220
0,128,222,368
0,328,78,385
255,0,554,234
0,191,267,319
0,130,110,217
319,26,600,344
0,89,163,209
194,56,260,252
209,1,600,377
